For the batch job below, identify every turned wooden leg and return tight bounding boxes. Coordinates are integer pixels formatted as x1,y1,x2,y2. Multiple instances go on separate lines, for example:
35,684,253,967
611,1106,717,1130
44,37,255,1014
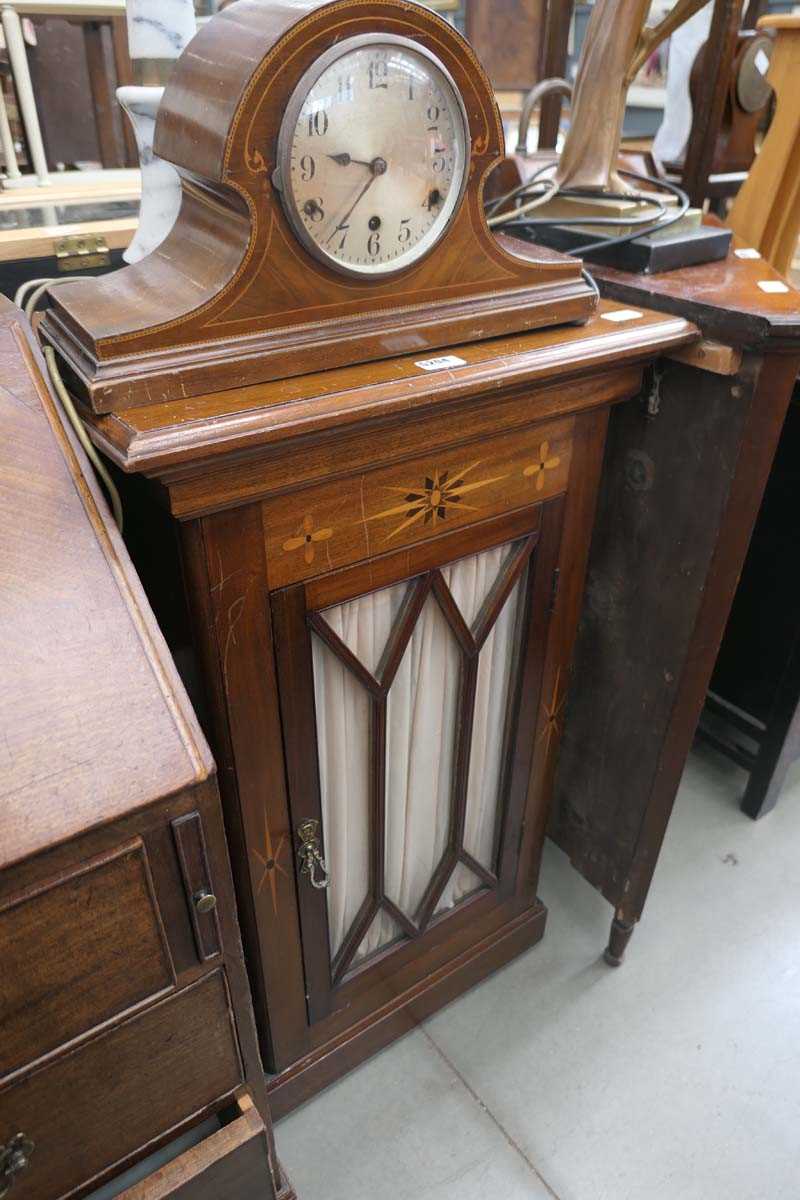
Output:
604,914,636,967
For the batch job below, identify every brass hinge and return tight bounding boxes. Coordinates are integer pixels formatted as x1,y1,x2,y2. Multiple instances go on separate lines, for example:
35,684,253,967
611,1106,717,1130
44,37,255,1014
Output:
641,362,664,419
53,233,110,272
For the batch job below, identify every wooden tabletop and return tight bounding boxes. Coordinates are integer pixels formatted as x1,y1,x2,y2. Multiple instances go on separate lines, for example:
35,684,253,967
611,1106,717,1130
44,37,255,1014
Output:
0,298,212,871
595,237,800,352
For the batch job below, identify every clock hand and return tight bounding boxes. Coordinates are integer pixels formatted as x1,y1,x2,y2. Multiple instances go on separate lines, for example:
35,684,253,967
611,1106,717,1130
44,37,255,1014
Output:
327,152,373,168
324,157,387,244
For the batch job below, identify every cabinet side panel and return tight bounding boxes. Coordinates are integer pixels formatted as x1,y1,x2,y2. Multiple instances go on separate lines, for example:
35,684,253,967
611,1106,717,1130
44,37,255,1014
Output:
181,508,309,1072
550,357,795,916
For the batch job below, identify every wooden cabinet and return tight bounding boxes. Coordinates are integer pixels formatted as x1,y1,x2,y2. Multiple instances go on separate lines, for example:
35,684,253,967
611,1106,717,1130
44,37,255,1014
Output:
0,300,294,1200
77,302,694,1115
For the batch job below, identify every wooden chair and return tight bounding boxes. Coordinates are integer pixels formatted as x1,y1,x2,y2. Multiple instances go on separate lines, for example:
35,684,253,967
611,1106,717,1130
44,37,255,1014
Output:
698,16,800,819
727,14,800,274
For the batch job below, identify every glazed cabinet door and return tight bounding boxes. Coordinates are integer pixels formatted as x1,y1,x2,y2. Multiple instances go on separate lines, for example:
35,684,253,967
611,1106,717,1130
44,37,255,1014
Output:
272,498,564,1024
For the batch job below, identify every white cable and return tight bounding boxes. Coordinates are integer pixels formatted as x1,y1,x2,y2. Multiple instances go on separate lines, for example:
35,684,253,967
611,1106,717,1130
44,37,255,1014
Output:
18,272,124,532
14,277,60,308
487,175,559,229
44,345,124,533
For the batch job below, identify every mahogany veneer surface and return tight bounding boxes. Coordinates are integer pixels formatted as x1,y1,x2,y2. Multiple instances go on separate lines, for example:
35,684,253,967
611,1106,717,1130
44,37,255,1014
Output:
0,305,212,871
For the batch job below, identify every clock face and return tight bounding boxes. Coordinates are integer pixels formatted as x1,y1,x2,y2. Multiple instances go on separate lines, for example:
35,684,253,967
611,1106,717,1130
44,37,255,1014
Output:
275,35,469,277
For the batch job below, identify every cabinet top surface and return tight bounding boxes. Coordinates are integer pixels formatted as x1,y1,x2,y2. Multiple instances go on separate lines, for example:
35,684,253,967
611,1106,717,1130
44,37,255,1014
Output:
0,299,213,871
90,299,695,474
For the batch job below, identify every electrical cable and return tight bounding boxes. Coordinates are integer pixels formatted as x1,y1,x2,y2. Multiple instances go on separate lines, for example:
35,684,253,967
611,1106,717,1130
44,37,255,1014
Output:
486,164,690,259
487,176,559,228
44,345,124,533
14,277,64,309
485,160,558,221
581,267,600,305
19,275,124,532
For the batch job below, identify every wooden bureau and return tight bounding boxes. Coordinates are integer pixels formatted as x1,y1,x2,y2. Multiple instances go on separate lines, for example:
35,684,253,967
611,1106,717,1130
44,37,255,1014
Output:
0,298,295,1200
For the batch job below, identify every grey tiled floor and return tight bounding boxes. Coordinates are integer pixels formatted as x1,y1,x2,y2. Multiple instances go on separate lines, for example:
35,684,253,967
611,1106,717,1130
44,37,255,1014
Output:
276,746,800,1200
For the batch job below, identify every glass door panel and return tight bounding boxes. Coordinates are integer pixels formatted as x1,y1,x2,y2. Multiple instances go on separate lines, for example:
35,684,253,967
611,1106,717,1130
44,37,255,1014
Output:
308,535,533,978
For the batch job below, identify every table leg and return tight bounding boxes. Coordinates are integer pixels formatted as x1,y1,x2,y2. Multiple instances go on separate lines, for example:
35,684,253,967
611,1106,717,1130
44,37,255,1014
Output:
0,74,20,178
604,913,636,967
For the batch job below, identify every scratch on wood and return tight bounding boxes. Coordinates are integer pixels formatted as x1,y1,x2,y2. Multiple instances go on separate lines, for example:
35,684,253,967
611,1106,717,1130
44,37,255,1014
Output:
359,472,371,557
223,590,249,690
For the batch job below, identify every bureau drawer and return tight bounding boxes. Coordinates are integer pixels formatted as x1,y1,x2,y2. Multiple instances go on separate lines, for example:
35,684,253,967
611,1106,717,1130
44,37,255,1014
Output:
115,1098,282,1200
262,416,574,588
0,972,243,1200
0,841,174,1080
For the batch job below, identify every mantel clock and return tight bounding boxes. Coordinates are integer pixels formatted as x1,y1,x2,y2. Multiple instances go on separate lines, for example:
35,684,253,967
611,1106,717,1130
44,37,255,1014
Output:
41,0,595,412
41,0,696,1116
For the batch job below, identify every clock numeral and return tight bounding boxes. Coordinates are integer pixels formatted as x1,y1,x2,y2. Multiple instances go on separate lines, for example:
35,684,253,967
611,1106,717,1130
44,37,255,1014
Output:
335,223,350,250
408,77,415,101
432,148,446,173
300,154,315,182
427,104,440,122
303,197,325,223
337,76,354,103
398,218,411,244
307,109,329,137
367,230,381,257
369,60,388,90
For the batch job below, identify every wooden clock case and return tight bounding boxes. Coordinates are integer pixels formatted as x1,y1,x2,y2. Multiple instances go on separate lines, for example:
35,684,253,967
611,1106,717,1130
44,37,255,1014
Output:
40,0,595,413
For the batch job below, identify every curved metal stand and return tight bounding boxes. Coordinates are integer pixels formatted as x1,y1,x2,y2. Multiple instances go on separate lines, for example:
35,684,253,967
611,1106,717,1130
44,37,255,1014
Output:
515,77,572,155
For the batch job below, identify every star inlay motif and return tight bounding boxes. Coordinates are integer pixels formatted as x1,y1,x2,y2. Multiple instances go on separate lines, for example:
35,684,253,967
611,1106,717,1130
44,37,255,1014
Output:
539,667,567,760
369,462,508,540
252,824,289,914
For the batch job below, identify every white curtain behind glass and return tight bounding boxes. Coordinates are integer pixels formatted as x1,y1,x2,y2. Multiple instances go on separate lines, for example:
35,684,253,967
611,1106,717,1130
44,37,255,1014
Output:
312,539,526,966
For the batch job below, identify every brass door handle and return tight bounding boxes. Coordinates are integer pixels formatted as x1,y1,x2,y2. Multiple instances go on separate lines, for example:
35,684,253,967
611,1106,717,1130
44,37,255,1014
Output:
0,1134,34,1198
193,888,218,914
296,819,330,890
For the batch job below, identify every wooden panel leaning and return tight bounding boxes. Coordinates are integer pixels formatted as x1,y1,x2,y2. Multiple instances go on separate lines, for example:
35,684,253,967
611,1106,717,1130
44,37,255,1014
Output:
552,244,800,964
0,296,296,1200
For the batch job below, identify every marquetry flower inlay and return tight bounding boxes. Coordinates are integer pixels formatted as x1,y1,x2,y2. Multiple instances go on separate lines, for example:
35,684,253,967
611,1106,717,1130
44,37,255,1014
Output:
283,514,334,564
523,441,561,491
370,462,508,540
